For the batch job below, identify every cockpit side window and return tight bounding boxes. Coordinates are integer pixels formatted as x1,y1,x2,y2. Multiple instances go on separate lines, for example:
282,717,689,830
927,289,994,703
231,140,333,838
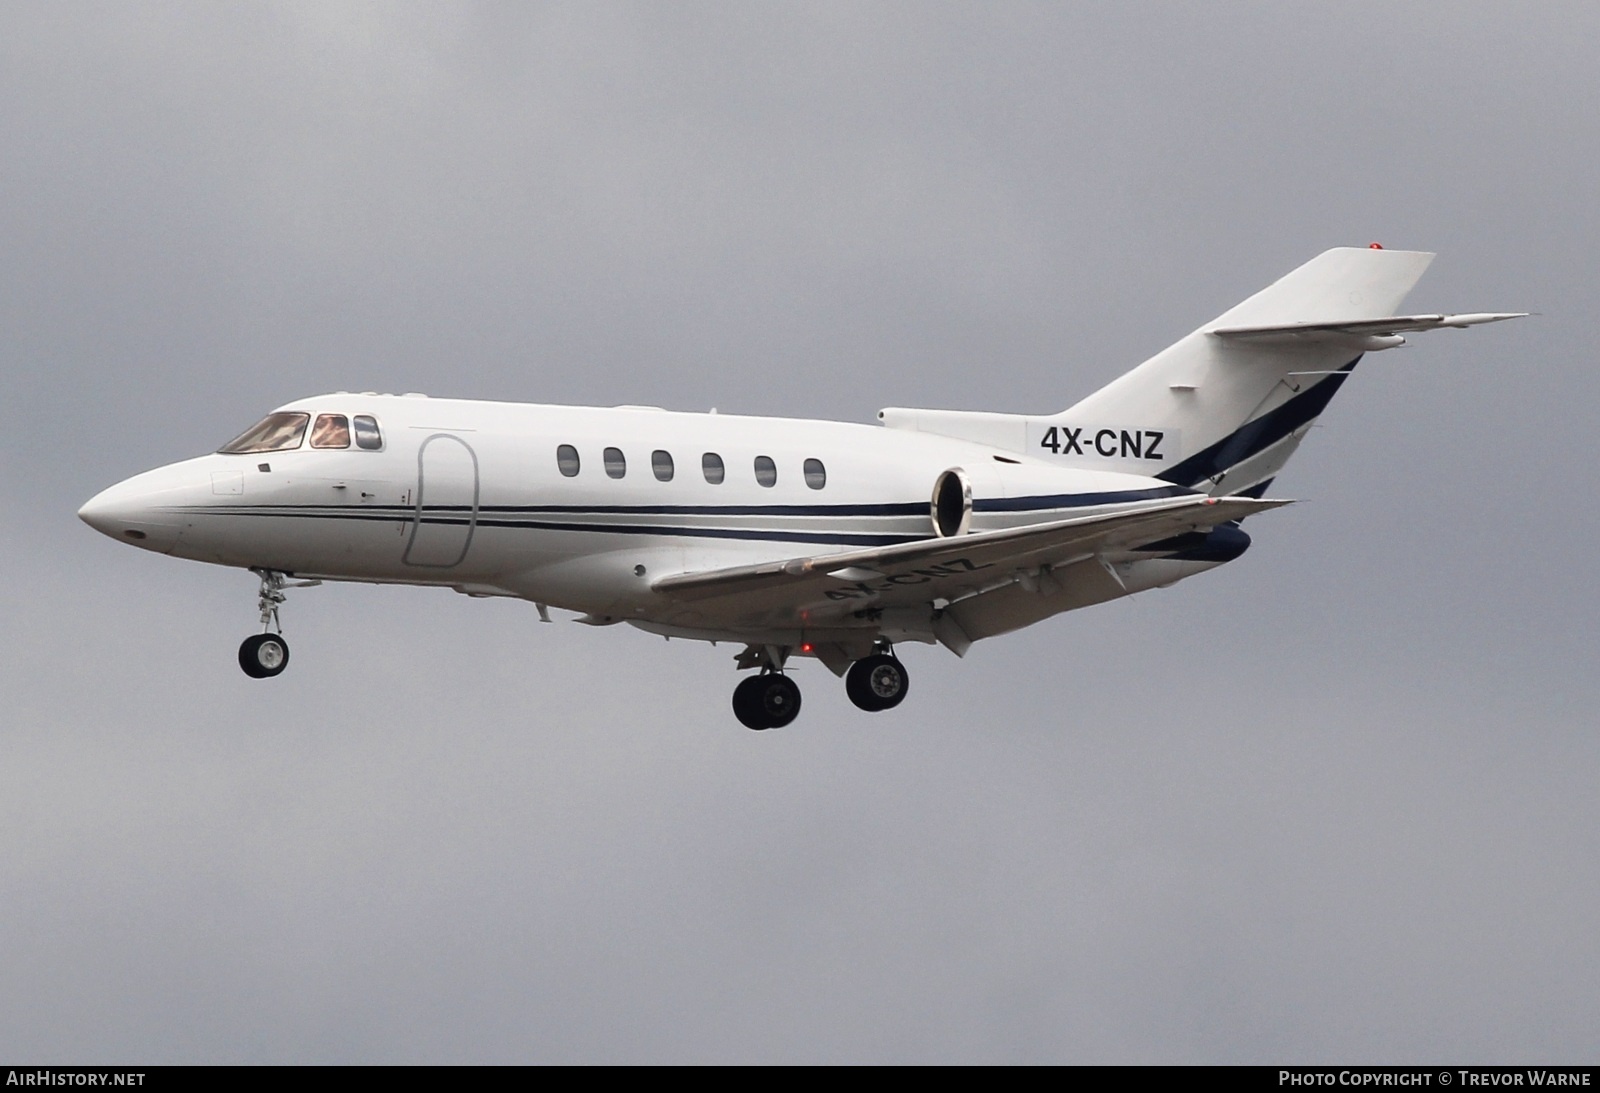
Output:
353,415,383,450
218,412,310,454
311,414,351,449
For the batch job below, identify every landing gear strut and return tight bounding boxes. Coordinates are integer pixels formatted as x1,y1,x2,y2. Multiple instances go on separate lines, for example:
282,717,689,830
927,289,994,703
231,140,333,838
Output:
846,647,909,712
237,568,316,679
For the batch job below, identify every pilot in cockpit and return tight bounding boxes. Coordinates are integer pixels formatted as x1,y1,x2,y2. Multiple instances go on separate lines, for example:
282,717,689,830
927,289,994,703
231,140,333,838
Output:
310,413,351,449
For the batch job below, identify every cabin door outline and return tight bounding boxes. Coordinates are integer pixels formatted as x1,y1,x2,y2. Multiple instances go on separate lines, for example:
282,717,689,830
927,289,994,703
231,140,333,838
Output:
403,433,480,568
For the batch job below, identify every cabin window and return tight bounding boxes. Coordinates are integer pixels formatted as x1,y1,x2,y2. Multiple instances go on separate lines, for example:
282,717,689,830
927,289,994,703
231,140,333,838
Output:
556,444,580,477
803,458,826,490
353,415,382,450
218,412,310,454
604,447,627,479
702,453,725,484
310,414,351,449
652,450,674,482
754,455,777,487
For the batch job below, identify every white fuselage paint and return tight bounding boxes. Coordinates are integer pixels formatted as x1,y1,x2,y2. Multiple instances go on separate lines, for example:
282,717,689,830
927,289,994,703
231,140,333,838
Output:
80,393,1227,650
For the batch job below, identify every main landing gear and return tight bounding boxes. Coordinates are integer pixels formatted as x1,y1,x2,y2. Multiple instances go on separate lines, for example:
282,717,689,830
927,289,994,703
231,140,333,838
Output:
845,650,910,713
730,643,910,729
237,568,317,679
732,671,802,731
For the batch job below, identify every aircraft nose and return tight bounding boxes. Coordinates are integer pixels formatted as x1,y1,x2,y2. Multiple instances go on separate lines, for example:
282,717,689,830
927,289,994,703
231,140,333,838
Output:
78,476,185,554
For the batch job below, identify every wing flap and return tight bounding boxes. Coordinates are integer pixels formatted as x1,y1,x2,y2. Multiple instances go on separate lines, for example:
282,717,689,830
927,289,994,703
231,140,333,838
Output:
651,495,1289,607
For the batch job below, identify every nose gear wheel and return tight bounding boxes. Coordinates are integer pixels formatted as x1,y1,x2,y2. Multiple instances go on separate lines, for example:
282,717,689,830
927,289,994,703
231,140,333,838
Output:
239,632,290,678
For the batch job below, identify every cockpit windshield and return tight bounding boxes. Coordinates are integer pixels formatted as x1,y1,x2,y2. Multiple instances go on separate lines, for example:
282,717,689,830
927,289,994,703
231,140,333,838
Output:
218,412,310,454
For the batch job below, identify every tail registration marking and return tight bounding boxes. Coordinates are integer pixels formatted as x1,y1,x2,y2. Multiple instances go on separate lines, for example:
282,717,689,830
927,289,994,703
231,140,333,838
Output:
1029,423,1176,463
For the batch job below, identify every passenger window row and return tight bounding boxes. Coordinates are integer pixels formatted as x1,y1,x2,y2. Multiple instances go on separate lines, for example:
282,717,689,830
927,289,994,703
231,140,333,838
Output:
556,445,826,489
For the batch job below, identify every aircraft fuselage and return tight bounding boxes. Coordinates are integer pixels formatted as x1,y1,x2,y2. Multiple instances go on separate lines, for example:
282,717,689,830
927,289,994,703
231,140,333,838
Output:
79,392,1226,649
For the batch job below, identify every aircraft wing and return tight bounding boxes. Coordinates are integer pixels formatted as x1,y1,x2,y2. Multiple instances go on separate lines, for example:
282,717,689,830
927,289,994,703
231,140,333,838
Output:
651,495,1288,610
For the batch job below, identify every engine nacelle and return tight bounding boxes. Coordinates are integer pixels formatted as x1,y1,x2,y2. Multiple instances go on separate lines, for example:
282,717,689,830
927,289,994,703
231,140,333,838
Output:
930,468,972,538
1133,522,1252,563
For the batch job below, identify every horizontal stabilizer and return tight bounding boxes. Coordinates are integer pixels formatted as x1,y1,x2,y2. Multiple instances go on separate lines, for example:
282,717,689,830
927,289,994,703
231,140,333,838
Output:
1210,312,1527,343
652,495,1289,607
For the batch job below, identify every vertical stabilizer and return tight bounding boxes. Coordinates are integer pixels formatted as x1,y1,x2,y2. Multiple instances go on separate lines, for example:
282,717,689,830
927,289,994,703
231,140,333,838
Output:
1047,247,1435,494
880,248,1518,498
1208,247,1435,328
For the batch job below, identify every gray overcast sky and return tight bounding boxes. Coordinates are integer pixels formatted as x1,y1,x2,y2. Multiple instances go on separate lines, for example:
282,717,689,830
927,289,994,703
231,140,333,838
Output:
2,2,1596,1064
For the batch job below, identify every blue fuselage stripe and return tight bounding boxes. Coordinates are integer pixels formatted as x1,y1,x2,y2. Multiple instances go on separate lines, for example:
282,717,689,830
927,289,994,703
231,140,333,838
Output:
175,484,1202,550
972,486,1193,511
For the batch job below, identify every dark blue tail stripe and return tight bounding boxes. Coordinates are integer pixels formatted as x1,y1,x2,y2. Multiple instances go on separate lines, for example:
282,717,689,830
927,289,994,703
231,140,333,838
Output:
1158,356,1361,488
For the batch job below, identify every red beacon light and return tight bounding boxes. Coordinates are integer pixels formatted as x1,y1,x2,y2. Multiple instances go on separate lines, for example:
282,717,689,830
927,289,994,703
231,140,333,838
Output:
1368,242,1384,249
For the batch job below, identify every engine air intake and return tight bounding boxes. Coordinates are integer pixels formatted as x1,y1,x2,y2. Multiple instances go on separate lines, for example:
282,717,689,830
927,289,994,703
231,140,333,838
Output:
931,468,972,538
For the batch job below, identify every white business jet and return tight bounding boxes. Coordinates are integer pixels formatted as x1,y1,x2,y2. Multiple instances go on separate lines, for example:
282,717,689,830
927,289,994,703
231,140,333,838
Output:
79,246,1521,729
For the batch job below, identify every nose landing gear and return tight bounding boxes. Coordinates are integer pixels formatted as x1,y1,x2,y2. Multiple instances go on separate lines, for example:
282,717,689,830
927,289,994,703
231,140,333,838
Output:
237,568,317,679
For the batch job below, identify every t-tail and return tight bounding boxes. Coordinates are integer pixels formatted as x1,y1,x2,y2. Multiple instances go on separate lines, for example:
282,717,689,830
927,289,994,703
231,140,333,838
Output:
880,247,1524,495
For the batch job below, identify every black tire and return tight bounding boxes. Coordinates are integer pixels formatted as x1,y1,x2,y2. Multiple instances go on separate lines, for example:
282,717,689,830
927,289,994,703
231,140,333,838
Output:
757,674,802,728
732,675,771,730
845,654,908,712
239,633,290,679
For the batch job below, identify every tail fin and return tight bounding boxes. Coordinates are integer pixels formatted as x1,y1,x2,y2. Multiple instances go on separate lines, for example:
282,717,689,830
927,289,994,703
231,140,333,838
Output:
882,247,1521,497
1052,247,1436,495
